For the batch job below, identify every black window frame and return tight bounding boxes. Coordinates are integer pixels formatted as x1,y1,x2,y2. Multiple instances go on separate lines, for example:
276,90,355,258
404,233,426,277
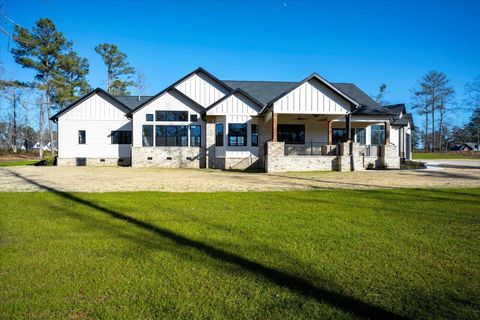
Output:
111,131,132,145
142,125,154,147
228,123,248,147
78,130,86,144
190,114,198,122
190,125,201,147
155,110,188,122
251,124,258,147
277,124,305,144
215,123,224,147
155,125,188,147
332,128,347,144
146,114,154,122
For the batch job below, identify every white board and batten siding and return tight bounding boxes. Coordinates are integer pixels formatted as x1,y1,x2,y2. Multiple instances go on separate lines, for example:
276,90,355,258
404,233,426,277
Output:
206,93,259,116
274,79,351,114
175,72,228,107
211,95,261,158
57,93,131,158
131,91,206,147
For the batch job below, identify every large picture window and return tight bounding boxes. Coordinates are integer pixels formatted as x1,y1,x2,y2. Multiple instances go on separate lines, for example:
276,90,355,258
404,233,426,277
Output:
371,125,385,145
155,125,188,146
228,123,247,146
111,131,132,144
190,125,201,147
278,124,305,144
155,111,188,122
142,125,153,146
332,128,346,144
251,124,258,147
215,123,224,146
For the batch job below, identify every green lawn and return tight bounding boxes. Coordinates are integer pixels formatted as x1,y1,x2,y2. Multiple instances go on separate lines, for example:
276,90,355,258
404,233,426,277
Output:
0,159,40,167
413,151,479,160
1,189,479,319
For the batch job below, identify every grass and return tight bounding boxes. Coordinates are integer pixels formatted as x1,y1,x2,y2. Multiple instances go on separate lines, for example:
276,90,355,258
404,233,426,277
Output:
1,188,479,319
0,159,41,167
413,151,479,160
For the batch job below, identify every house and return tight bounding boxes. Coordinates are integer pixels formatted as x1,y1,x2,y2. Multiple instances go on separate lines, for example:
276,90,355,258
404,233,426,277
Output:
451,142,479,152
50,67,414,172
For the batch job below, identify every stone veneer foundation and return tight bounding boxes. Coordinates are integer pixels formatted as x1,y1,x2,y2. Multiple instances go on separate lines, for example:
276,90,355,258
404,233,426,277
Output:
131,147,206,168
57,157,131,167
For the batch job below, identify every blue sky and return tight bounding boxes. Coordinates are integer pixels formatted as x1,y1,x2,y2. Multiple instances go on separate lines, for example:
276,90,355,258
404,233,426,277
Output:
1,0,479,125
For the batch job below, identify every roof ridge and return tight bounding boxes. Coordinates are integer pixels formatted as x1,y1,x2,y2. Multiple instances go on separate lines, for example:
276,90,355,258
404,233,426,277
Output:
222,79,299,83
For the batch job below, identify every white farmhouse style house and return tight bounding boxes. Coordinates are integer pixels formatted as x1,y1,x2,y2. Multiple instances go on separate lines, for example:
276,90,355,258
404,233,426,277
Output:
51,67,414,172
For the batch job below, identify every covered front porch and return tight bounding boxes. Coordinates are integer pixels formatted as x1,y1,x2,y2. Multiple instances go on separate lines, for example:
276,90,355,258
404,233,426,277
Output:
270,113,392,154
264,112,399,172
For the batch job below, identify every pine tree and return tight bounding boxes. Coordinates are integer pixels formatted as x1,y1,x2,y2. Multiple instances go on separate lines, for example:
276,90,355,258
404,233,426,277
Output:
373,83,388,105
11,18,72,157
51,50,91,108
94,43,135,95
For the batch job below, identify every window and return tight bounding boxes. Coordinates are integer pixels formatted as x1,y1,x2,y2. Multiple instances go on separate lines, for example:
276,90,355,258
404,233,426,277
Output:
155,125,188,146
155,111,188,121
355,128,366,145
215,123,224,146
251,124,258,147
332,128,347,144
142,125,153,146
228,123,247,146
190,114,198,122
277,124,305,144
111,131,132,144
146,114,154,121
371,125,385,145
190,125,201,146
78,130,86,144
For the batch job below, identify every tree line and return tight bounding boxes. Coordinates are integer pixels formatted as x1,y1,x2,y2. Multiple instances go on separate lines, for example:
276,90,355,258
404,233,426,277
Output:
373,71,479,152
0,17,147,157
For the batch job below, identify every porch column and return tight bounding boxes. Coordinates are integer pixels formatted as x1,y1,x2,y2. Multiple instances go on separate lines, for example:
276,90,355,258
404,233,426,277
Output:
346,114,351,141
272,112,278,142
327,120,332,144
384,121,390,144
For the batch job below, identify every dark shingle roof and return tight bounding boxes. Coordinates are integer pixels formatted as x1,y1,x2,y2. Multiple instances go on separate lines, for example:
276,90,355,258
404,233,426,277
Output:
114,96,153,110
222,80,298,105
223,80,393,115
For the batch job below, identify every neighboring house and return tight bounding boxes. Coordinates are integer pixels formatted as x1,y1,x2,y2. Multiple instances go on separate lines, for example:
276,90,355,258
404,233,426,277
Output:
451,143,479,152
32,141,57,152
50,67,414,172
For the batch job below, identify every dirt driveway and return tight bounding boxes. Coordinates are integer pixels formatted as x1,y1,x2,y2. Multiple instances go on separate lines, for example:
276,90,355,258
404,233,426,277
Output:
1,164,479,192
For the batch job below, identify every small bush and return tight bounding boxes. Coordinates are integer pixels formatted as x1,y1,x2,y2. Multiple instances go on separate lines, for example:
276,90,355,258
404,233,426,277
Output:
366,162,375,170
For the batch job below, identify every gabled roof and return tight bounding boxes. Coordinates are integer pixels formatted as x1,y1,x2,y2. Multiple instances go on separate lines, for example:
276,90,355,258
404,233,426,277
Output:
128,67,232,115
263,73,361,111
203,89,263,115
384,103,407,115
50,88,132,122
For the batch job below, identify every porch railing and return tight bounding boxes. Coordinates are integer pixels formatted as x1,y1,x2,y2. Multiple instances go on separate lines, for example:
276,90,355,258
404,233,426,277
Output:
359,145,379,157
284,142,381,157
284,141,337,156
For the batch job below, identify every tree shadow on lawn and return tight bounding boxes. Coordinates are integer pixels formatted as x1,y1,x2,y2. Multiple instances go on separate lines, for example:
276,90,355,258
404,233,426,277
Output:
7,170,407,320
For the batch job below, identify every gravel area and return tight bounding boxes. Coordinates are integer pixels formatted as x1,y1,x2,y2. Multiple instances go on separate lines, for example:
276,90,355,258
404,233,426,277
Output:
1,165,479,192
